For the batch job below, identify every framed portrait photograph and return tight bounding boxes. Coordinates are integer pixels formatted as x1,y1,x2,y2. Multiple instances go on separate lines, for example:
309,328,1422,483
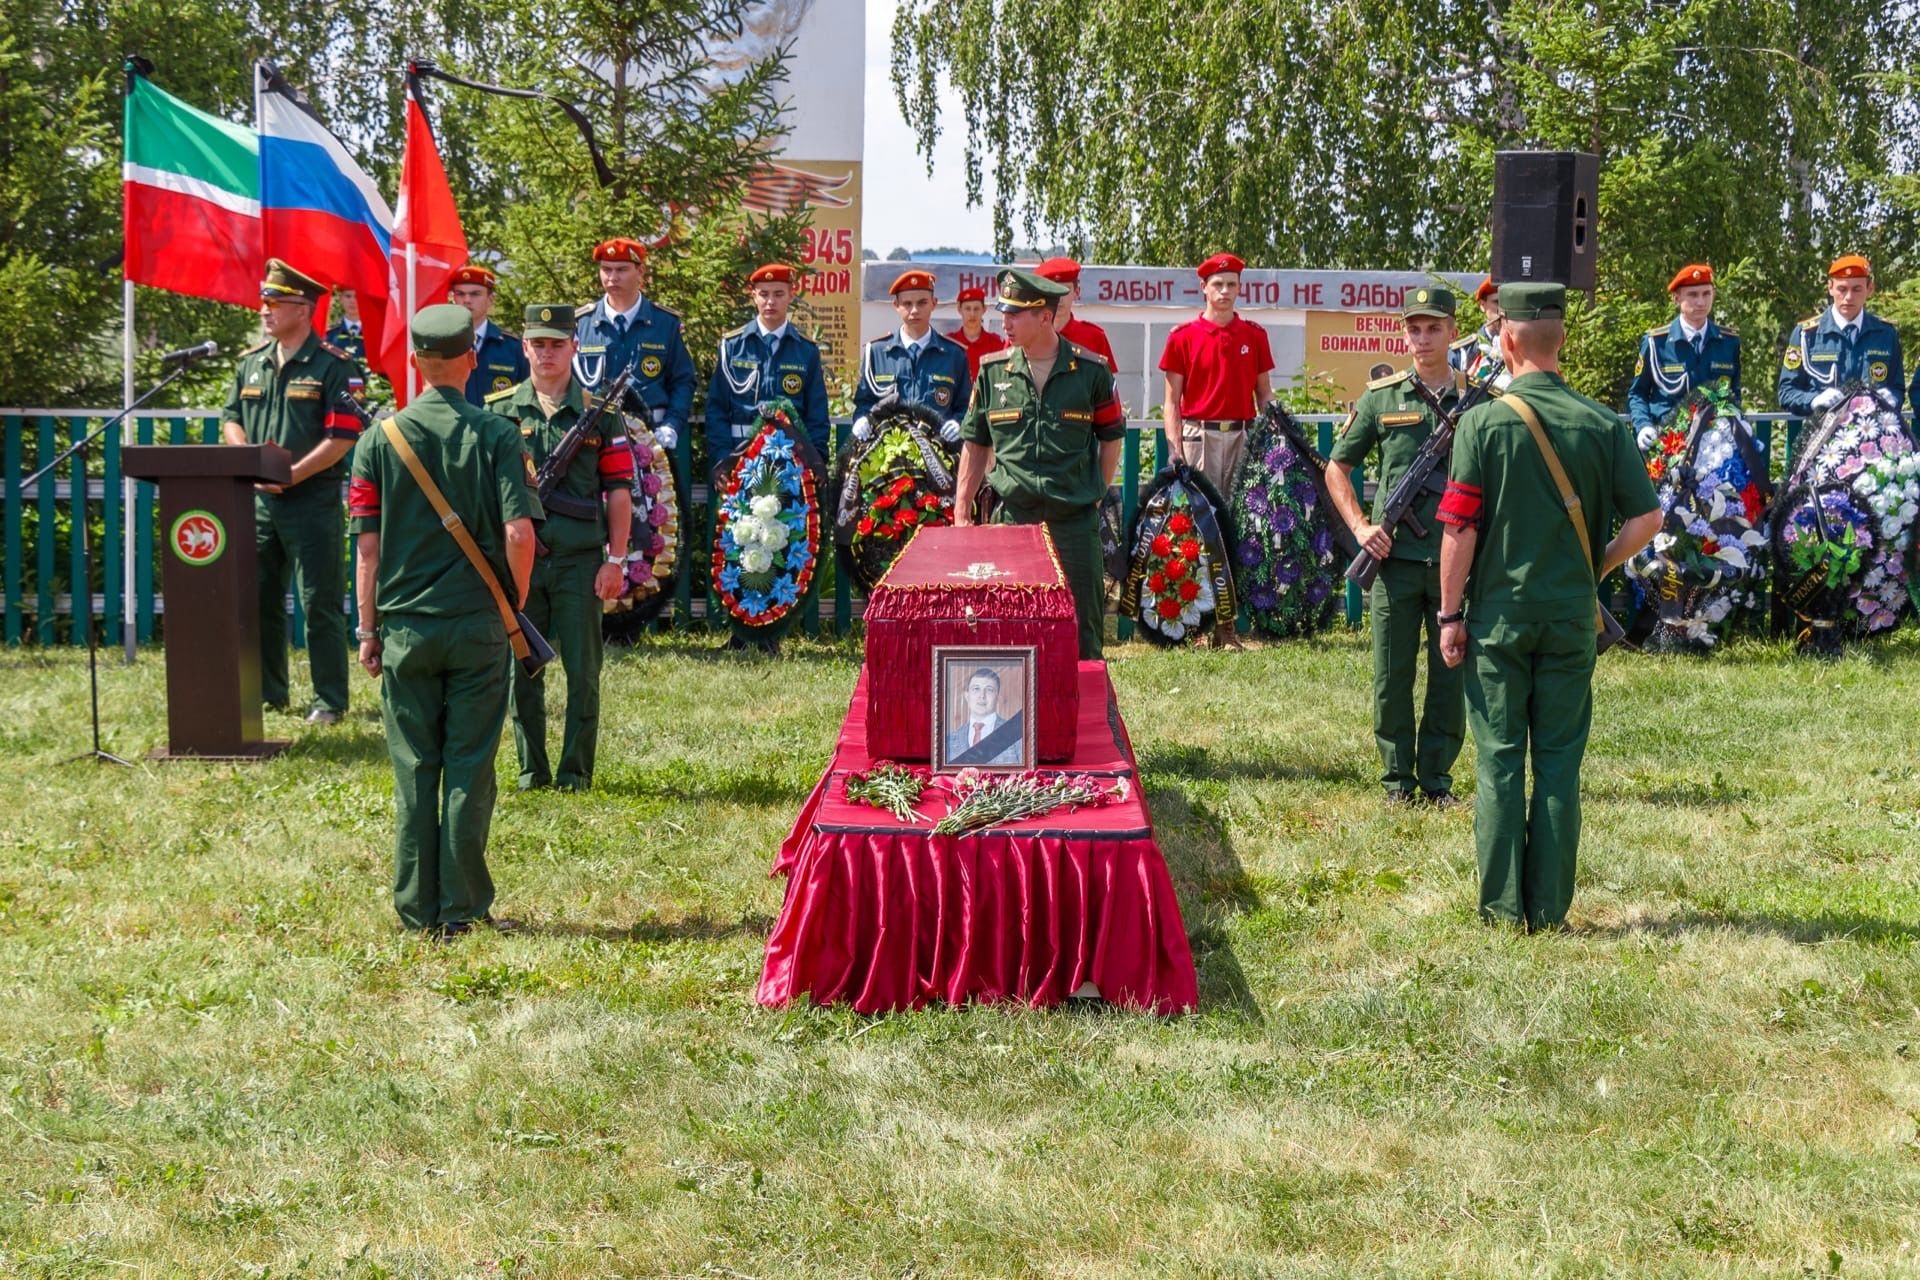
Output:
931,645,1036,773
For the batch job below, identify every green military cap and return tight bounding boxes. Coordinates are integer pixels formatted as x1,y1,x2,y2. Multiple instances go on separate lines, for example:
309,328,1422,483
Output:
995,266,1069,313
523,303,574,341
1402,285,1457,320
411,303,476,358
260,258,326,303
1496,281,1567,320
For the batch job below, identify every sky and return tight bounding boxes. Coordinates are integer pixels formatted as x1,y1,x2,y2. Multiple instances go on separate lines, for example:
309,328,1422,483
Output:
860,0,997,255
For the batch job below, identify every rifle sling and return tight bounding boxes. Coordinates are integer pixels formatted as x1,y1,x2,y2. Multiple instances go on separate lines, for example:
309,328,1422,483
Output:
1499,393,1607,640
379,418,531,662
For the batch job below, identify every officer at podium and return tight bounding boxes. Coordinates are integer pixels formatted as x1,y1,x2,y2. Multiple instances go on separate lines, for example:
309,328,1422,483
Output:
221,258,365,725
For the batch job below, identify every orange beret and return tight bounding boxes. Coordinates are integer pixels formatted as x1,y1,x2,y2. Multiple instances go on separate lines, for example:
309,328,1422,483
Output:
748,263,796,286
1196,252,1245,279
448,264,497,290
1475,276,1497,303
1667,263,1714,292
1035,257,1082,284
1829,254,1871,280
955,286,987,304
889,269,937,296
593,238,648,265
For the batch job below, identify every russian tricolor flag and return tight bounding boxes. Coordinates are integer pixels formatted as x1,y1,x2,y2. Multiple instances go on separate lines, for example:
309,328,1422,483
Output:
255,62,397,380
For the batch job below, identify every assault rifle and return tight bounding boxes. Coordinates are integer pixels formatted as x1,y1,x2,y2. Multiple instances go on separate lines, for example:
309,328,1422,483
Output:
531,365,634,554
1342,370,1494,590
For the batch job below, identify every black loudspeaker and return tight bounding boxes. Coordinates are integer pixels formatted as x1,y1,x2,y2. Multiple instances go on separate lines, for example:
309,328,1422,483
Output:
1490,151,1598,293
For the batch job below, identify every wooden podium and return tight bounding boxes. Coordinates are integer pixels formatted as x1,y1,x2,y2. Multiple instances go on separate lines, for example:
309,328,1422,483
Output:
123,444,293,761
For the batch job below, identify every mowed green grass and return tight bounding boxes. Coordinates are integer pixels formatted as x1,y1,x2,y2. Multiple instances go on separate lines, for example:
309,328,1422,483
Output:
2,627,1918,1278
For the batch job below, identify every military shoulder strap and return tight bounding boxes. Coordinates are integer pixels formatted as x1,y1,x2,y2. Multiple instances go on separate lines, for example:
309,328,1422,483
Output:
977,346,1016,368
241,338,272,357
379,418,533,664
1499,393,1609,643
1367,368,1412,391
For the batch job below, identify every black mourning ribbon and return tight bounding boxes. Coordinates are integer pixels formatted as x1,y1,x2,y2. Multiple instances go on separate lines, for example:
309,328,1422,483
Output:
950,711,1025,767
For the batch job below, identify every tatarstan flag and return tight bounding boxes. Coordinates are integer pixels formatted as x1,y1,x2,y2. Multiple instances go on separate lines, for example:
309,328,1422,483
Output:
122,70,262,307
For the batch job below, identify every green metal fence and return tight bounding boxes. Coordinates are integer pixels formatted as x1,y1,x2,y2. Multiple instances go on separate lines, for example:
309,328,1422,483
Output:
0,408,1808,647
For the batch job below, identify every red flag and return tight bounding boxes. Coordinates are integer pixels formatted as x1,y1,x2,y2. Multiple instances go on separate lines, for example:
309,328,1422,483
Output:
378,73,468,404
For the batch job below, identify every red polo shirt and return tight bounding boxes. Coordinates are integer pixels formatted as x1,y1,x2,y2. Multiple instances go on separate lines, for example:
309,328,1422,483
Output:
1059,317,1118,372
946,326,1008,378
1158,313,1274,420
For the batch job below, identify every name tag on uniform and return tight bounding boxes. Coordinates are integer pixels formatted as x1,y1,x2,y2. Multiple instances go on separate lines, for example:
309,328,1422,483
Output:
987,409,1022,425
1379,412,1423,427
640,341,666,351
1060,410,1092,424
930,373,955,385
240,386,264,400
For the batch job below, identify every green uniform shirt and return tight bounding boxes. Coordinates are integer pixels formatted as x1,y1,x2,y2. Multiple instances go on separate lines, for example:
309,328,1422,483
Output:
1447,371,1659,623
486,378,616,557
1328,367,1462,563
223,331,365,490
960,340,1125,519
348,386,542,617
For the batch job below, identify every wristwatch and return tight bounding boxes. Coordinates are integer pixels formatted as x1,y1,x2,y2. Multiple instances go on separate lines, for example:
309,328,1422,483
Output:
1437,610,1465,625
356,627,379,642
606,554,626,567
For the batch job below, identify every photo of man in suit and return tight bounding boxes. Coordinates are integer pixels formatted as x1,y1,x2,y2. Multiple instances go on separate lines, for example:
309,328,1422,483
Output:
943,666,1025,767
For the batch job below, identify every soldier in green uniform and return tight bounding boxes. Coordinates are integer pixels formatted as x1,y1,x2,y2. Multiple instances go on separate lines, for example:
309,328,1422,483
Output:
954,267,1127,659
488,304,635,791
1327,286,1467,807
221,259,366,724
349,304,541,937
1435,283,1661,930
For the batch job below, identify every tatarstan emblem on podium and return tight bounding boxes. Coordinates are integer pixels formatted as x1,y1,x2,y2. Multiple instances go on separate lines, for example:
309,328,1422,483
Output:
169,510,226,566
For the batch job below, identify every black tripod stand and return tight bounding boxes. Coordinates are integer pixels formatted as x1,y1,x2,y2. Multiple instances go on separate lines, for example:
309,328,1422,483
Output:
23,359,203,765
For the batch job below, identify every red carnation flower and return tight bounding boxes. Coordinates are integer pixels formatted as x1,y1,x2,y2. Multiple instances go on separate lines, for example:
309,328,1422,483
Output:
857,516,876,536
892,475,915,495
1156,597,1183,620
919,493,940,510
1164,558,1188,581
1148,572,1167,594
1700,537,1720,555
1151,534,1173,558
1178,578,1201,602
899,509,919,527
1168,512,1194,534
1179,540,1201,562
875,493,899,510
1741,483,1764,524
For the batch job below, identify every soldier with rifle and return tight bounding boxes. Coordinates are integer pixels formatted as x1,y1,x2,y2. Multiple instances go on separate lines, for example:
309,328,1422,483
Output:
1326,286,1474,807
488,306,635,792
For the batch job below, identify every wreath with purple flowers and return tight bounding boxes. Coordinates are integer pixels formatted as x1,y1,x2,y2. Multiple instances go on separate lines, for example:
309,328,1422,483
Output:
1229,405,1350,637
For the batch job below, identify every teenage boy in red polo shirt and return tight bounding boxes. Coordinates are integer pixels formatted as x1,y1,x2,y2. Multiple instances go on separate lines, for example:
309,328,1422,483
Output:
1158,252,1275,494
946,286,1008,376
1035,257,1119,373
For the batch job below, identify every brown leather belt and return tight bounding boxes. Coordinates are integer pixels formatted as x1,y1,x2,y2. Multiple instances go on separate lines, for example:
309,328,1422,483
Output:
1185,418,1251,432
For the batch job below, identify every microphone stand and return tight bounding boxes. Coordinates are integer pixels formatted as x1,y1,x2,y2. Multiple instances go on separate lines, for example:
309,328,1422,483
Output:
23,357,205,765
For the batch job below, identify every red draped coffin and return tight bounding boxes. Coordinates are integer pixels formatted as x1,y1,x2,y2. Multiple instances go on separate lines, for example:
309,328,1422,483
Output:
758,662,1198,1015
863,524,1080,763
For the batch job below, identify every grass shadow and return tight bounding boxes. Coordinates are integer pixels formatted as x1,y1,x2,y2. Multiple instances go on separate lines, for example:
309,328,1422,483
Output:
1138,741,1370,787
603,632,861,665
281,728,392,766
1148,785,1264,1023
530,910,776,945
1581,910,1920,946
594,759,815,807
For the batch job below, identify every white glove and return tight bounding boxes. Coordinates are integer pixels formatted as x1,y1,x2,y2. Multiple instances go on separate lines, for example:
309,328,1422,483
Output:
851,416,872,442
654,423,677,451
650,406,668,425
1812,388,1844,413
1635,424,1658,451
940,419,962,444
1874,386,1901,410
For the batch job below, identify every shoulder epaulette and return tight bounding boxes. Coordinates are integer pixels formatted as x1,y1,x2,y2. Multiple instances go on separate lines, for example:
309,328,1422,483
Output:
495,328,520,344
978,347,1016,368
651,302,680,321
1718,323,1738,337
574,303,596,319
241,338,272,357
1800,315,1821,331
1645,324,1669,337
1448,334,1476,351
319,338,354,361
1366,368,1412,391
1058,339,1098,366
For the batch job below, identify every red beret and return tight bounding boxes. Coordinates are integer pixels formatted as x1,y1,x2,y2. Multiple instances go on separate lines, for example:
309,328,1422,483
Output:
955,286,987,304
1035,257,1081,284
748,263,797,286
1829,254,1871,280
448,264,497,290
1475,276,1497,302
1667,263,1714,292
889,269,937,297
593,238,648,265
1196,252,1245,279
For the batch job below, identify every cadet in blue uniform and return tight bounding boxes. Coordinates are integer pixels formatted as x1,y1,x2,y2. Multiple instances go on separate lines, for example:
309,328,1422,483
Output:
705,263,831,475
448,264,529,405
1627,262,1742,447
1778,255,1906,418
572,237,695,454
851,269,971,445
325,288,366,362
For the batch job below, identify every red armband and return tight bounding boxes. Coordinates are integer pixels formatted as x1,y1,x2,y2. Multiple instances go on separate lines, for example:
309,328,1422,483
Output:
324,410,363,441
596,437,636,485
347,475,381,518
1435,480,1482,527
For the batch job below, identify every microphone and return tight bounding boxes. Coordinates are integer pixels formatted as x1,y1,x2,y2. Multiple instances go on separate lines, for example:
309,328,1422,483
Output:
160,340,220,366
333,387,372,426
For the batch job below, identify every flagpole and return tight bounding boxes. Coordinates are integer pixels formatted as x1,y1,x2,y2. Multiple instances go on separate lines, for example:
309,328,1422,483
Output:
122,279,137,663
405,242,418,402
